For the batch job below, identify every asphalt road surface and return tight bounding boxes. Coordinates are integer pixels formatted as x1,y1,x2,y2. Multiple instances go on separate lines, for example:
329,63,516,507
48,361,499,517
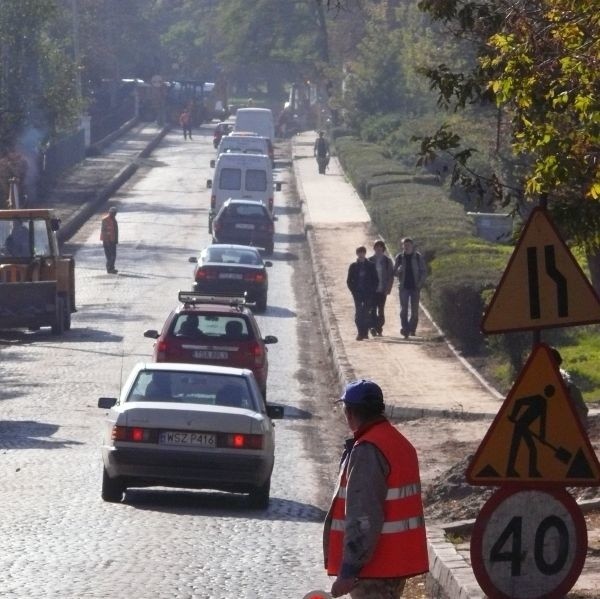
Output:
0,126,346,598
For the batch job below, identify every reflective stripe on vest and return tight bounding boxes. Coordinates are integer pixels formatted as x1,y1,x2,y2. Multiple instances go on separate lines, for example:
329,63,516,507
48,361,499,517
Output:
330,515,425,533
337,482,421,500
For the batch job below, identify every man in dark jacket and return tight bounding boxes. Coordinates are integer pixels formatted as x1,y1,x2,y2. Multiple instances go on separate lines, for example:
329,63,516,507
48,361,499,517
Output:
368,240,394,337
347,246,379,340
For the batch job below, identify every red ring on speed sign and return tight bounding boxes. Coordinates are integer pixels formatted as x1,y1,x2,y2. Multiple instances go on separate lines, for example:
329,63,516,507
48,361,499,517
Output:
471,486,587,599
302,592,332,599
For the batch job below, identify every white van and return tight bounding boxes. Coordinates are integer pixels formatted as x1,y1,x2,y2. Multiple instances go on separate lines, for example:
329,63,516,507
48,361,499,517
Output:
234,108,275,142
210,135,271,168
207,153,280,229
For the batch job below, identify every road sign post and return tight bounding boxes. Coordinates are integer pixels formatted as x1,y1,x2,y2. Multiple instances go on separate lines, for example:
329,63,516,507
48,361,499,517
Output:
471,487,587,599
471,205,599,597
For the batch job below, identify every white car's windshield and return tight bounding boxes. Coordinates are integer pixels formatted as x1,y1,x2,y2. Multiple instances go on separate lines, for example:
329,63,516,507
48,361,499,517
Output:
127,371,256,410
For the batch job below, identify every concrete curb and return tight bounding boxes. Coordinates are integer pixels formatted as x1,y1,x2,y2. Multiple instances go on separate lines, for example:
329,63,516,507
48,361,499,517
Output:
426,526,484,599
57,125,170,244
88,116,138,155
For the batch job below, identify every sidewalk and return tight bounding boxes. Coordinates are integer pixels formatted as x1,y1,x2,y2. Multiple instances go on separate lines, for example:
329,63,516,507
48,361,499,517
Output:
292,133,502,418
32,121,168,242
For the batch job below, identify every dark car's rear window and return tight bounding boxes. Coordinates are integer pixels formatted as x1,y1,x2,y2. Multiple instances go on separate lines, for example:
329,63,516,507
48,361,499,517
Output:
225,204,269,219
205,247,261,265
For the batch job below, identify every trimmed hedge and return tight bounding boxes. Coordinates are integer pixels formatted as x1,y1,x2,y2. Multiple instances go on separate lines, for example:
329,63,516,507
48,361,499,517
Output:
335,136,511,353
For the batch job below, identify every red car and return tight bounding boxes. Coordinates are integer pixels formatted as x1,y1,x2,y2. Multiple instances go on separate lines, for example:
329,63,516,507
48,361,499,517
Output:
213,122,233,148
143,292,278,398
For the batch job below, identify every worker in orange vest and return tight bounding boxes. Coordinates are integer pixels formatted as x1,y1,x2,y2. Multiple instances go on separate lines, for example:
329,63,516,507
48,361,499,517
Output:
179,108,192,140
100,206,119,274
324,380,429,598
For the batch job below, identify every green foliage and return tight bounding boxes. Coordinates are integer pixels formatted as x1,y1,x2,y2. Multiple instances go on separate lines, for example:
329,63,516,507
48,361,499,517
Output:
215,0,326,95
342,2,439,129
559,329,600,401
416,0,600,280
481,1,600,202
359,113,404,143
0,0,81,149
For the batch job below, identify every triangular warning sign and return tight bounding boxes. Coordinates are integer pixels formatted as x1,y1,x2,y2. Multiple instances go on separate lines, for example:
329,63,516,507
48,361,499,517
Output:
467,343,600,486
482,207,600,333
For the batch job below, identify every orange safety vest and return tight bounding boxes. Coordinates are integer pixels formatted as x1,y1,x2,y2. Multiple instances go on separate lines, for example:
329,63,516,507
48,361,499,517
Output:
100,215,118,243
326,420,429,579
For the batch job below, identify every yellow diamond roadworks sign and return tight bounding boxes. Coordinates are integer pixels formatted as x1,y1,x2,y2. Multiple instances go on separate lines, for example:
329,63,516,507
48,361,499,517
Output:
482,207,600,334
467,343,600,486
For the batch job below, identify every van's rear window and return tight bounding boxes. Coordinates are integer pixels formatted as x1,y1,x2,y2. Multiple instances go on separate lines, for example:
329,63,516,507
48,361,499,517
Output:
219,168,242,190
245,169,267,192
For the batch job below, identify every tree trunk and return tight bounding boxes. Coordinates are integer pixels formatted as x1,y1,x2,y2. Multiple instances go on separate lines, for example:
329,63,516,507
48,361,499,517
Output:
314,1,330,64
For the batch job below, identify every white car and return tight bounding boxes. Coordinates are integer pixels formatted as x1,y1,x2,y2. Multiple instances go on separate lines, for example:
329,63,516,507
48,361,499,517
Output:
98,362,283,508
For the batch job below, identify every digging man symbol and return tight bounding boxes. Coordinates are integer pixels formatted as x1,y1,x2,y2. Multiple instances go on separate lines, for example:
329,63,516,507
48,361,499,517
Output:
506,385,555,478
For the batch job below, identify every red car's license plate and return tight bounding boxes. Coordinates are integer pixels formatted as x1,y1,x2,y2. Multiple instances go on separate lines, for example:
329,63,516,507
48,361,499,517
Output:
193,350,228,360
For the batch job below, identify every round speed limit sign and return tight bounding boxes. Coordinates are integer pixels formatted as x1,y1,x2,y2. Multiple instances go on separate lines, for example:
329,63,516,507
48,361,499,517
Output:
471,487,587,599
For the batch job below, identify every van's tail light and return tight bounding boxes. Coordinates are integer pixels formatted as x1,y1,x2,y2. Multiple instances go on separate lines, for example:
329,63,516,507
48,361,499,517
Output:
220,433,263,450
211,195,216,209
112,426,156,443
268,198,273,211
213,220,222,233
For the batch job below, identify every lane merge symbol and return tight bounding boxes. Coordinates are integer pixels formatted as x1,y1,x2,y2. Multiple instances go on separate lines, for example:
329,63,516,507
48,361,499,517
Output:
482,207,600,333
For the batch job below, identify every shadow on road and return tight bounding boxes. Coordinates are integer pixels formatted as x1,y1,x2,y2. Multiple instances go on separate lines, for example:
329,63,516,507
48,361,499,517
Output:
274,232,306,244
263,305,297,318
124,488,327,522
0,420,83,450
282,406,313,420
268,250,299,262
274,205,301,216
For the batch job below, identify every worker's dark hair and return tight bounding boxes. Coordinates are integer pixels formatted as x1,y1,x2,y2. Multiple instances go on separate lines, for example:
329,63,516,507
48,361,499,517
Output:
356,246,367,254
373,240,387,251
346,398,385,420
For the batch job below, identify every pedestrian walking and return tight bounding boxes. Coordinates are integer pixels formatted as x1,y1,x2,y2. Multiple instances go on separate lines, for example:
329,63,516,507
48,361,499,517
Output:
347,246,378,340
100,206,119,274
368,240,394,336
324,379,429,598
179,108,193,140
393,238,427,339
314,130,330,174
